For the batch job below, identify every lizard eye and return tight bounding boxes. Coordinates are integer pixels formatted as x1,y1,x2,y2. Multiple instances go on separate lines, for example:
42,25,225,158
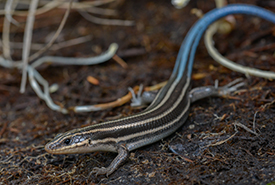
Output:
64,138,71,145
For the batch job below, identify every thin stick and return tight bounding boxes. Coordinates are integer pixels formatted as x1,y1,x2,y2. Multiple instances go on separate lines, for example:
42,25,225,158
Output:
233,121,259,136
78,10,134,26
0,35,93,51
206,131,237,147
204,21,275,79
0,0,116,16
20,0,39,93
31,43,118,68
2,0,17,60
28,0,73,62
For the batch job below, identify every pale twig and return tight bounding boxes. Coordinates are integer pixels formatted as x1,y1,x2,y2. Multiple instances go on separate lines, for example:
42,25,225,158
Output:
204,21,275,79
52,0,116,10
49,35,93,51
71,80,167,113
27,66,68,113
0,56,22,69
0,35,93,51
189,1,275,79
3,0,19,25
2,0,17,60
0,41,119,114
86,7,117,16
31,43,118,68
20,0,39,93
0,41,117,68
28,0,73,62
72,88,136,113
28,43,118,113
78,10,134,26
233,121,259,136
22,0,65,16
0,0,116,16
0,0,66,16
206,131,237,147
0,1,62,16
0,0,129,114
0,43,120,114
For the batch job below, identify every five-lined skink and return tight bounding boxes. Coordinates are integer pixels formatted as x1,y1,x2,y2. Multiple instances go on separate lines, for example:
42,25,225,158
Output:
45,4,275,176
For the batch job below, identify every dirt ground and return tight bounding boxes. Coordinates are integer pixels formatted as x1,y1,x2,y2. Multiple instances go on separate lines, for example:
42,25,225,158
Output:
0,0,275,184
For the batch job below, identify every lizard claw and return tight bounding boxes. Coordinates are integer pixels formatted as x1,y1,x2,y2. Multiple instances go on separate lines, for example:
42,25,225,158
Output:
91,167,109,177
217,78,245,96
129,84,144,107
129,84,157,107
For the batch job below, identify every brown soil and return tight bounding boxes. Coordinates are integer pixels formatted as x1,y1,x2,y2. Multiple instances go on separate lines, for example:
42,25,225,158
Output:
0,0,275,184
